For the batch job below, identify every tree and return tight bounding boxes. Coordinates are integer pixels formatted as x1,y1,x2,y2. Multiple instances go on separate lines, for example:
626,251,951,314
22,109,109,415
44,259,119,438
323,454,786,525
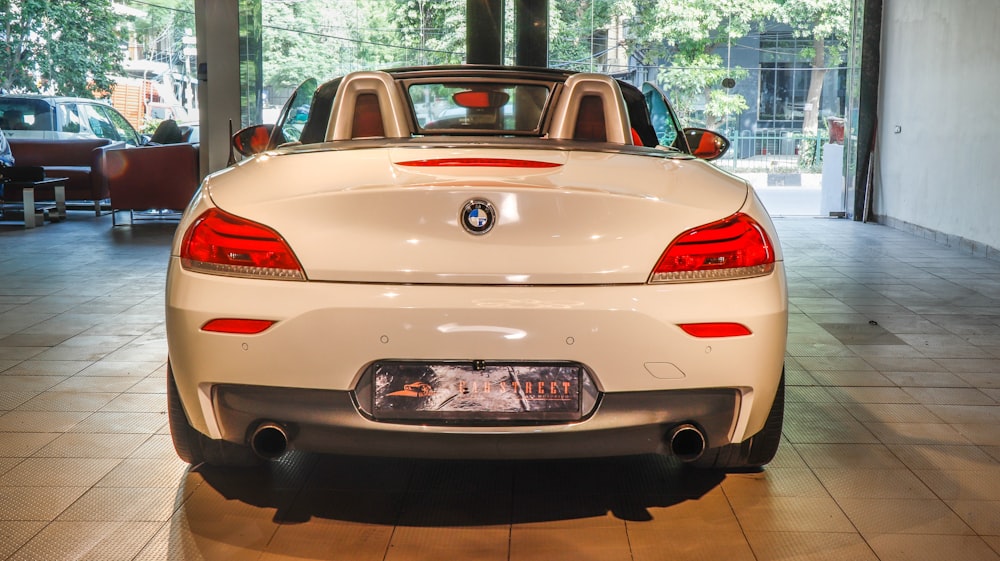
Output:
262,0,347,92
127,0,196,71
776,0,850,136
549,0,616,71
260,0,463,95
623,0,778,129
382,0,464,66
0,0,125,97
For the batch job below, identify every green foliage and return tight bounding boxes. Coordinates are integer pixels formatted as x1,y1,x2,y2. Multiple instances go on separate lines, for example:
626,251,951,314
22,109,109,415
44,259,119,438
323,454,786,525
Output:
777,0,851,65
776,0,851,135
629,0,777,128
130,0,196,55
261,0,464,94
625,0,779,62
797,137,822,170
142,117,164,135
1,0,125,96
386,0,465,65
662,51,749,127
549,0,616,71
262,1,344,90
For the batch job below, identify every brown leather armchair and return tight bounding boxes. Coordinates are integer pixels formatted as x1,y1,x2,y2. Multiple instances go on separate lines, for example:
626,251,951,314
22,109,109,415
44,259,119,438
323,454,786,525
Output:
6,138,124,214
103,142,201,226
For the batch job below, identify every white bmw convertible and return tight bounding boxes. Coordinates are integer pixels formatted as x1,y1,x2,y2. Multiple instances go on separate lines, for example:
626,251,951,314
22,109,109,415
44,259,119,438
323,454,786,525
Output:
165,66,787,470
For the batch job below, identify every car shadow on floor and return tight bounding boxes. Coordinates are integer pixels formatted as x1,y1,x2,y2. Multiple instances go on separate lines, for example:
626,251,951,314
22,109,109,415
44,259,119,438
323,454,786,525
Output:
188,452,727,527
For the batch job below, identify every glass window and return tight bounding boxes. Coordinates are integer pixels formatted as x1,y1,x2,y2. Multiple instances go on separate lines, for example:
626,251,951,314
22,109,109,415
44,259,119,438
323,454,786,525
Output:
407,83,550,135
0,99,49,131
642,83,680,147
757,34,813,127
92,104,141,145
59,103,84,133
81,103,121,142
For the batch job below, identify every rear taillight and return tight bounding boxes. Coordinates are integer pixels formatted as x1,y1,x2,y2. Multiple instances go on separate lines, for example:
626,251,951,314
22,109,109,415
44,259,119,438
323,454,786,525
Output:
180,208,305,281
650,213,775,283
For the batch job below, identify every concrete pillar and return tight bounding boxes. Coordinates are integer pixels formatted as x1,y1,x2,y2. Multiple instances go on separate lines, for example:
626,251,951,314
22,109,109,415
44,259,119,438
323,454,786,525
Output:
467,0,504,65
852,0,882,221
515,0,548,67
195,0,241,177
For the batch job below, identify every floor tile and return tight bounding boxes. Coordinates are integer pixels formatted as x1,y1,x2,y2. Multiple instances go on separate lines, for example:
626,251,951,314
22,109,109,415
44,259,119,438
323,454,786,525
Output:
0,410,89,433
813,468,937,499
68,411,167,434
629,526,756,561
866,421,971,445
0,521,47,559
388,527,510,561
14,391,118,412
888,444,1000,471
0,487,89,520
6,521,152,561
743,531,878,561
260,520,392,561
31,432,148,459
913,469,1000,500
865,534,1000,561
4,216,1000,559
794,443,906,470
628,493,740,535
95,457,203,489
946,500,1000,536
728,496,856,533
0,432,59,458
0,457,121,487
48,376,145,393
845,402,941,423
837,497,974,535
721,468,829,498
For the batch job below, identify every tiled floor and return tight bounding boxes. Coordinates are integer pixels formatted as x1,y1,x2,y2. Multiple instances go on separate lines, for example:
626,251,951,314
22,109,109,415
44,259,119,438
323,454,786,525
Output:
0,213,999,561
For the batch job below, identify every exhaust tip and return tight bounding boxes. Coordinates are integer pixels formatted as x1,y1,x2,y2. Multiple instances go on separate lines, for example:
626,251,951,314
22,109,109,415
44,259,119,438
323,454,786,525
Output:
668,424,706,462
250,421,288,460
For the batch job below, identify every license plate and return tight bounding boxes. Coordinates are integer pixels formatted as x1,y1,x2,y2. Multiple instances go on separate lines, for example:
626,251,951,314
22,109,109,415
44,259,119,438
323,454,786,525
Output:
372,361,582,421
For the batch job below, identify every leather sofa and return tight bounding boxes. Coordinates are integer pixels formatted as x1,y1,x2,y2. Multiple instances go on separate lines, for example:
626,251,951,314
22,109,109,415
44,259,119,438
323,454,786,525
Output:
104,142,201,225
5,137,125,214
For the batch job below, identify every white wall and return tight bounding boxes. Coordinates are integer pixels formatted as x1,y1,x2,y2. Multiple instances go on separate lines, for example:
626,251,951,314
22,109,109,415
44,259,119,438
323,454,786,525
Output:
877,1,1000,255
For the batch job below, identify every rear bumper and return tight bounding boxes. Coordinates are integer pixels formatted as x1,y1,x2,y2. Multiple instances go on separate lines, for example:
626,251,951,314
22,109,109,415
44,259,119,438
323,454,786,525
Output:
167,260,787,443
212,384,740,460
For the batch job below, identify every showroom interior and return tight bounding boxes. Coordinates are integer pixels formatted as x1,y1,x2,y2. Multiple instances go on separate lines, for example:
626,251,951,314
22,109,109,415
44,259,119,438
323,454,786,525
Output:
0,1,999,560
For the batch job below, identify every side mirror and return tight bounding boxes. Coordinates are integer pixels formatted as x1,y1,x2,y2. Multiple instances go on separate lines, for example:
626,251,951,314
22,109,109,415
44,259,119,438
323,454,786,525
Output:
684,128,730,161
232,124,276,157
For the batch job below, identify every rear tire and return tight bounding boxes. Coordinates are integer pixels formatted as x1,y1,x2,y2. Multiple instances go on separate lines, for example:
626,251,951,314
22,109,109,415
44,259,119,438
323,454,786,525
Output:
167,362,261,468
691,368,785,471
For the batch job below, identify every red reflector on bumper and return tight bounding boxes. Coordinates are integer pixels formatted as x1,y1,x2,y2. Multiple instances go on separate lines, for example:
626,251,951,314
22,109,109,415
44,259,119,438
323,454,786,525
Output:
201,318,275,334
679,323,752,338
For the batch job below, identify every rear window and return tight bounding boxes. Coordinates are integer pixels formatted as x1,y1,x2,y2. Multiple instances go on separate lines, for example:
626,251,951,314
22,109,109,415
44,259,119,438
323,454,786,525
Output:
407,83,550,135
0,99,54,131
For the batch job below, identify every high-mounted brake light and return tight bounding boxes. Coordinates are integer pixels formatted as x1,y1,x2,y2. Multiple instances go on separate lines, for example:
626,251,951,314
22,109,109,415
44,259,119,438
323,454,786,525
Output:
396,158,561,168
180,208,305,281
650,213,775,283
201,318,276,334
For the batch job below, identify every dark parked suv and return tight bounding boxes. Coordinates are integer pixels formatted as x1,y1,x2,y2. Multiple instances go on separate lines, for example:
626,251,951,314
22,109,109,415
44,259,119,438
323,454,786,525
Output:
0,94,144,146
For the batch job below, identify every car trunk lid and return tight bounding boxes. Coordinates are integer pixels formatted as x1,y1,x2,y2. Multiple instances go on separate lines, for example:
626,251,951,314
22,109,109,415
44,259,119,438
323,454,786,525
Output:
206,146,749,285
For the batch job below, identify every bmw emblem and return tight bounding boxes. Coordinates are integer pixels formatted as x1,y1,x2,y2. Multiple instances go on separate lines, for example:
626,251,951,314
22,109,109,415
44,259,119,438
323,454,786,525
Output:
461,199,496,235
